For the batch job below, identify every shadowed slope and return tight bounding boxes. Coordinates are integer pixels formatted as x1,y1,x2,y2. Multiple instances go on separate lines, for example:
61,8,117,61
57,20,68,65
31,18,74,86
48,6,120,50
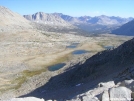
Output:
20,38,134,100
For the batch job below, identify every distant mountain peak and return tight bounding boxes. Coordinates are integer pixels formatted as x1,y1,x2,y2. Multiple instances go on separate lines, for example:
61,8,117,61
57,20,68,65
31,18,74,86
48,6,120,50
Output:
24,12,71,26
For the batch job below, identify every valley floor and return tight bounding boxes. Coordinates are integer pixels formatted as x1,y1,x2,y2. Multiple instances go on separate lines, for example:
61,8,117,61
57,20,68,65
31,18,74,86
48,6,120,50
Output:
0,30,132,100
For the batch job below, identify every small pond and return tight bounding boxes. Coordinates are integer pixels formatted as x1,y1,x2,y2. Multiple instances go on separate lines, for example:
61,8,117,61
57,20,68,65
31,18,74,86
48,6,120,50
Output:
48,63,66,71
72,50,89,55
66,43,79,48
104,46,114,50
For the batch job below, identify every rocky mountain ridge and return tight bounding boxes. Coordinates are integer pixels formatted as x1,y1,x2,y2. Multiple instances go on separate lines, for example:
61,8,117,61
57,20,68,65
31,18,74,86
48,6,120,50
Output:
24,12,90,35
24,12,133,34
23,12,71,26
53,13,133,25
0,6,33,32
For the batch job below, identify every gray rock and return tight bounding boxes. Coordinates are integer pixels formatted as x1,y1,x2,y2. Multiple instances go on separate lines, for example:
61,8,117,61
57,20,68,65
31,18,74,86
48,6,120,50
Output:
98,81,115,88
131,92,134,101
119,79,134,91
109,87,132,101
82,96,100,101
101,90,109,101
4,97,45,101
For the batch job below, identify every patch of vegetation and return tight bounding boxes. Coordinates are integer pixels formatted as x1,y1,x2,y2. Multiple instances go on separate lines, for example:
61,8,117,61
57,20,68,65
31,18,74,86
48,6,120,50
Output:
0,85,15,93
52,53,71,65
11,53,71,90
12,68,47,90
97,41,106,48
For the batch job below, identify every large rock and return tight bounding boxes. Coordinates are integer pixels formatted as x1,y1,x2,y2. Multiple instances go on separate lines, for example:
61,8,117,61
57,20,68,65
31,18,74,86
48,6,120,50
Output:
101,90,109,101
109,87,132,101
119,79,134,91
4,97,44,101
98,81,115,88
82,96,100,101
132,92,134,101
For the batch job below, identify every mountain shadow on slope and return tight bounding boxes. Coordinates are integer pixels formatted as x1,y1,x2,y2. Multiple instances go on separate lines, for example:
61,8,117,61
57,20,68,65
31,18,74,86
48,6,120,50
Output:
112,20,134,36
21,37,134,100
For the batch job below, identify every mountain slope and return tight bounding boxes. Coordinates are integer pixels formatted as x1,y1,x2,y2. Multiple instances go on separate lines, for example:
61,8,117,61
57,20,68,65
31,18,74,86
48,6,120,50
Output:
44,37,134,87
0,6,33,32
111,20,134,36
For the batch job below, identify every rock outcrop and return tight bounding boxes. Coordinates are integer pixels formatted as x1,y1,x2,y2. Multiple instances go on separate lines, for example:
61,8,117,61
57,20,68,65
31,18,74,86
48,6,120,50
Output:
6,80,134,101
70,80,134,101
109,87,132,101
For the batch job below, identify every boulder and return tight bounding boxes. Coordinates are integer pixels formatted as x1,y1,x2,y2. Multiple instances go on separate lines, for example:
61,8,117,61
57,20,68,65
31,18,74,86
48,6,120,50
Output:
4,97,45,101
101,90,109,101
109,87,132,101
82,96,99,101
119,79,134,91
120,79,134,86
98,81,115,88
131,92,134,101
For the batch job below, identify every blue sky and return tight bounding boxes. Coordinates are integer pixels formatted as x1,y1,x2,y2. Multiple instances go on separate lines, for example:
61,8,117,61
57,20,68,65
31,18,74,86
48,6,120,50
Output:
0,0,133,17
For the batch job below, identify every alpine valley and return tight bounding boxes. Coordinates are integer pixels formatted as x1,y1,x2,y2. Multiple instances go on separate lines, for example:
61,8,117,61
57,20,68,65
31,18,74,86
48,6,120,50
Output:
0,6,134,101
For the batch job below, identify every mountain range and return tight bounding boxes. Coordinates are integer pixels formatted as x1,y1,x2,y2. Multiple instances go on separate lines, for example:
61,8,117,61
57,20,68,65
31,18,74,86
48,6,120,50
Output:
24,12,133,34
24,12,133,26
0,5,134,35
53,13,133,25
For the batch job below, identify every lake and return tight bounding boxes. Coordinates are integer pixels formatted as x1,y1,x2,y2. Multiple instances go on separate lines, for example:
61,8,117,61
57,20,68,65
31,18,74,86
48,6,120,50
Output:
48,63,66,71
66,43,79,48
72,50,89,55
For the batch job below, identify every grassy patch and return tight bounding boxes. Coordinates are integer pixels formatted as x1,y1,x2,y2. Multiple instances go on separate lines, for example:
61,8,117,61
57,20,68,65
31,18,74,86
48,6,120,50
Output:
51,53,71,65
11,53,71,90
12,68,47,90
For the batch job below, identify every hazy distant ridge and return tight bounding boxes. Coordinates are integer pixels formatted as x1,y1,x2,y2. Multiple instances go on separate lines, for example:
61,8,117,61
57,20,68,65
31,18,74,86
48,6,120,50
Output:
54,13,133,25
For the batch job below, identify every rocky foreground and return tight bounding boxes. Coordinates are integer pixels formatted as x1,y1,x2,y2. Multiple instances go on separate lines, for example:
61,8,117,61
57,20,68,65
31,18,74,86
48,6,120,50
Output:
4,79,134,101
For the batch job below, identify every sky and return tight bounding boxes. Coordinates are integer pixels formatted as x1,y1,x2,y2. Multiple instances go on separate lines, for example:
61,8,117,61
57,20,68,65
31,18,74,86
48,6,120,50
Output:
0,0,134,17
